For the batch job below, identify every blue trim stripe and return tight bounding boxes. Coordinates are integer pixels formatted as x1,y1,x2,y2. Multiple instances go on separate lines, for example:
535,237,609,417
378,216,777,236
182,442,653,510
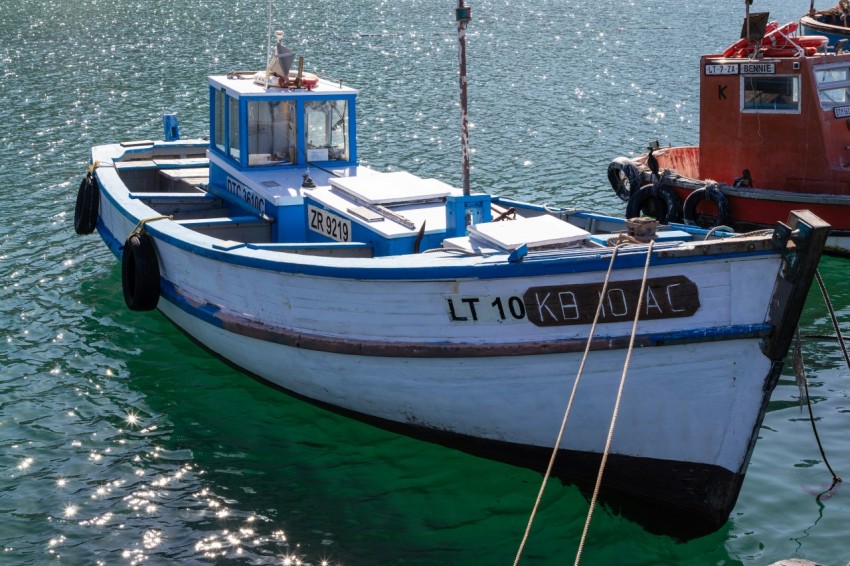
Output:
96,185,778,281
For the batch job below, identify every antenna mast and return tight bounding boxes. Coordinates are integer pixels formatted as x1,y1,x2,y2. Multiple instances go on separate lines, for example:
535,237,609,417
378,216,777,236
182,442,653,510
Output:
456,0,472,196
265,0,273,89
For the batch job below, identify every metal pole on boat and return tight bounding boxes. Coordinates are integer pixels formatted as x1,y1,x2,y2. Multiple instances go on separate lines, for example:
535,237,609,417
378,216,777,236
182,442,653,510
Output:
456,0,472,196
745,0,751,44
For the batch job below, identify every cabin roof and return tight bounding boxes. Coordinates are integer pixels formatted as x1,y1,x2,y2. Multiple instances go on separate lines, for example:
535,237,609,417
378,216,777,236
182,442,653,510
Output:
209,74,358,98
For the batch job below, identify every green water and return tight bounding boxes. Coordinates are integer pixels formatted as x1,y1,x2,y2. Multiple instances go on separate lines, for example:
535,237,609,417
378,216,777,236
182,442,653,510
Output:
2,0,849,563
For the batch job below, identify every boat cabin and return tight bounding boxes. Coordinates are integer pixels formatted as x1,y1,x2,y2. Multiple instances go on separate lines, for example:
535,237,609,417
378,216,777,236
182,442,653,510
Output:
698,49,850,194
208,72,357,171
203,71,512,256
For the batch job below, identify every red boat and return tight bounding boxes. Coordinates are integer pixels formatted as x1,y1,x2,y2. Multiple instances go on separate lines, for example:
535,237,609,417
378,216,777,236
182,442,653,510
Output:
608,17,850,255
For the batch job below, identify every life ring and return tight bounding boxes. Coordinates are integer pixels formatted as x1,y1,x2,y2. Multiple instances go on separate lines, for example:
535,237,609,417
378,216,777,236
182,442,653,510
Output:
607,157,643,202
74,171,100,235
724,21,821,58
122,231,161,311
626,183,682,225
252,70,320,89
682,185,731,228
795,35,828,49
288,70,319,89
763,21,799,48
722,21,779,57
761,47,813,58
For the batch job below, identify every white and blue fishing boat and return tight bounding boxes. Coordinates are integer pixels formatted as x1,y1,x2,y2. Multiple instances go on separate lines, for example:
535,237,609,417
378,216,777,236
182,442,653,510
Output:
74,12,829,536
801,1,850,46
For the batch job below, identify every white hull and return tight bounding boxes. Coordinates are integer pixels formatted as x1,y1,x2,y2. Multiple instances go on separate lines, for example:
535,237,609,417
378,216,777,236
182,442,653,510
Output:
159,296,772,473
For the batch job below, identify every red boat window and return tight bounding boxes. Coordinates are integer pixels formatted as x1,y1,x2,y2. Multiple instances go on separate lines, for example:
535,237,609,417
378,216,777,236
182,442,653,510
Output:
814,65,850,110
742,75,800,113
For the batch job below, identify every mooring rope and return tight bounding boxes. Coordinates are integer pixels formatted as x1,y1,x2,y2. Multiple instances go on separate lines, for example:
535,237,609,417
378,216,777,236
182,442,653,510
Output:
573,240,654,566
512,245,623,566
794,328,842,489
814,270,850,373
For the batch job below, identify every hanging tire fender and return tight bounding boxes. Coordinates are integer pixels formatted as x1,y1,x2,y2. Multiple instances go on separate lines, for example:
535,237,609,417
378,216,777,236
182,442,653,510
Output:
607,157,643,202
122,232,161,311
74,171,100,235
683,185,731,228
625,183,682,224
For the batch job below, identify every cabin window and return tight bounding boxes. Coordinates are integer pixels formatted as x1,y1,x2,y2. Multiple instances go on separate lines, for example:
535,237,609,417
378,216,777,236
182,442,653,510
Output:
742,75,800,112
214,89,225,153
814,65,850,110
305,99,349,162
229,97,241,161
247,100,296,166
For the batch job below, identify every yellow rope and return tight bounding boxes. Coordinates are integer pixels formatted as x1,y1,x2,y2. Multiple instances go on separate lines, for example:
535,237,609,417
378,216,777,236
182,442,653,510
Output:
573,240,655,565
86,160,100,175
513,244,623,566
130,215,173,237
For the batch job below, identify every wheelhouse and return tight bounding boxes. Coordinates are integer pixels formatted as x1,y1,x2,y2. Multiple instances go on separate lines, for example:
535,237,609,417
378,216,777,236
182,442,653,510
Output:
208,73,358,171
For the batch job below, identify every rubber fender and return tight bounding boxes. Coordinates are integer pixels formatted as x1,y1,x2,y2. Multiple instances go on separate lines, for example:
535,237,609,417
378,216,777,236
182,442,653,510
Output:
122,232,161,311
683,186,731,228
74,172,100,235
607,157,643,202
626,183,682,224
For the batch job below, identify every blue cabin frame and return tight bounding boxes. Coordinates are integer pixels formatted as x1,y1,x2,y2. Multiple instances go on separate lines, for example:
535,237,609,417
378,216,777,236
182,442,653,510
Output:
207,76,358,172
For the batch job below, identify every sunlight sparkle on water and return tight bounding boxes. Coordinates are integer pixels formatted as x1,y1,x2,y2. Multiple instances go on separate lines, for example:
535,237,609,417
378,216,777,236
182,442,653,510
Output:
142,530,162,549
48,536,65,548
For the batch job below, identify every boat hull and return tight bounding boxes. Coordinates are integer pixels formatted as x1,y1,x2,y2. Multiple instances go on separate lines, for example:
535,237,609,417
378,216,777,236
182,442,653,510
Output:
801,13,850,46
97,188,786,533
84,138,829,535
158,293,776,535
627,147,850,256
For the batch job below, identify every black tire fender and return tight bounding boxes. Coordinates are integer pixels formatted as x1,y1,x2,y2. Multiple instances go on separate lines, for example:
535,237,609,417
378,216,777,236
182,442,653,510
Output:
683,185,731,228
74,172,100,235
607,157,643,202
122,232,161,311
625,183,682,224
